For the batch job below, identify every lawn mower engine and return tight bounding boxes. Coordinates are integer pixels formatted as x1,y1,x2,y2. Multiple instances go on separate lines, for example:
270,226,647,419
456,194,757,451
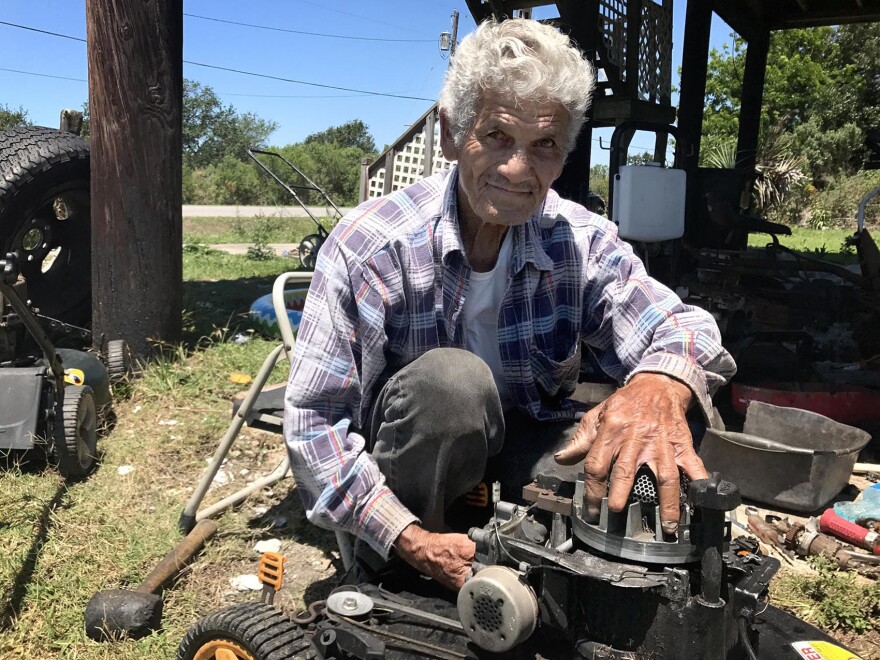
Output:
462,471,779,659
180,470,862,660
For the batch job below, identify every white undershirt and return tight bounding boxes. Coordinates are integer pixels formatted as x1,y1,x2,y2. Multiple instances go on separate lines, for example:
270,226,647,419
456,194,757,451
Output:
462,230,514,410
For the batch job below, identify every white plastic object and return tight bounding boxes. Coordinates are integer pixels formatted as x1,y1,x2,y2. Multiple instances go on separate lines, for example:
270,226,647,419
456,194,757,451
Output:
612,165,686,241
458,566,538,653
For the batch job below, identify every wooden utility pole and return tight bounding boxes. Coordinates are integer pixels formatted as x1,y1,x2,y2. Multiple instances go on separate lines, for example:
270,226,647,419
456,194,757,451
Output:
86,0,183,357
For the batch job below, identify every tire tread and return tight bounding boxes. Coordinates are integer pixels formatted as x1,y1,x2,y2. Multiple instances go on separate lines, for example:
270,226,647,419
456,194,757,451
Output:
177,603,313,660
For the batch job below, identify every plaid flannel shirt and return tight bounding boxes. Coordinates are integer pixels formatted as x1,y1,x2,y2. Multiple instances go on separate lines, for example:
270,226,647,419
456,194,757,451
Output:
284,168,735,558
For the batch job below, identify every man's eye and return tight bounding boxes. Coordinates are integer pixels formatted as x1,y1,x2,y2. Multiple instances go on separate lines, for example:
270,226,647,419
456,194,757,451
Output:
537,137,558,149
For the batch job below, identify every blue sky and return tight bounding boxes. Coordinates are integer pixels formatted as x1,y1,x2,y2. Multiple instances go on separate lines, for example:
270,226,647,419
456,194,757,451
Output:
0,2,731,163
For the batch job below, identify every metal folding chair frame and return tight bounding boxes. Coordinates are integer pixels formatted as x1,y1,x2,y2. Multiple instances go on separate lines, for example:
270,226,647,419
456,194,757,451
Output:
178,271,354,569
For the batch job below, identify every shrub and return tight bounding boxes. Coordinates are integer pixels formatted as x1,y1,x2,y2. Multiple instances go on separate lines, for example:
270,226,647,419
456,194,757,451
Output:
812,170,880,227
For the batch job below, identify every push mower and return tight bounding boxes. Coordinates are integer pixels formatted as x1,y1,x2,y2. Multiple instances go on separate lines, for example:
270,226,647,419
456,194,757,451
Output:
0,251,130,478
178,439,862,658
247,149,344,269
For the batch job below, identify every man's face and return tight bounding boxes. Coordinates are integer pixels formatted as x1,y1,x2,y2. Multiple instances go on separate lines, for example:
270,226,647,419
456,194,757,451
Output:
441,91,569,229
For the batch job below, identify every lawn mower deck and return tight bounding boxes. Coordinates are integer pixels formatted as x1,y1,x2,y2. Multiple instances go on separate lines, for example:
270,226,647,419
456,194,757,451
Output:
0,252,128,478
177,471,861,660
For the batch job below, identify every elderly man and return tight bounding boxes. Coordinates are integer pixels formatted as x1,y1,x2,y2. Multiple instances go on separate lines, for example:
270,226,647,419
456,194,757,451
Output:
285,19,735,591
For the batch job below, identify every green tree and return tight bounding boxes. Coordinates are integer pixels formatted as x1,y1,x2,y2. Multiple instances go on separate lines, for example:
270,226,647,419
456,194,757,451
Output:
183,79,277,168
701,27,838,158
0,104,29,131
305,119,376,154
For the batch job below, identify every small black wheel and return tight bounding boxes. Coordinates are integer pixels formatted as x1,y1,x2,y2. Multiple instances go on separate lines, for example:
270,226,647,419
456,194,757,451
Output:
177,603,314,660
297,234,324,270
104,339,134,385
0,126,91,326
54,384,98,478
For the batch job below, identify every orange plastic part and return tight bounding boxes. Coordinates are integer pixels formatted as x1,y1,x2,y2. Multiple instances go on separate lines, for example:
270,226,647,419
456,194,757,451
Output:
257,552,286,591
193,639,255,660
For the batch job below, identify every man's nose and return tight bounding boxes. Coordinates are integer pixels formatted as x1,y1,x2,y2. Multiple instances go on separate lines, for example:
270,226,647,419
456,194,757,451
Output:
498,148,532,183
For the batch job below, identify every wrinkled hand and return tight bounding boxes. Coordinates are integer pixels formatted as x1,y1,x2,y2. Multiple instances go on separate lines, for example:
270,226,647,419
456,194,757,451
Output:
395,524,475,591
554,373,708,533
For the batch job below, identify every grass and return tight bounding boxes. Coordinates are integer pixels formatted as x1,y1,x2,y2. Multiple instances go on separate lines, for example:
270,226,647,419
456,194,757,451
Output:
0,251,334,659
183,216,335,245
0,221,875,658
747,226,859,264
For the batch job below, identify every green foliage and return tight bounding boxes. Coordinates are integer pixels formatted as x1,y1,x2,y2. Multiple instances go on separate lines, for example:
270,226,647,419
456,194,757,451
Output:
245,217,284,261
626,151,655,166
702,27,838,156
589,164,609,200
791,118,864,184
183,79,278,169
775,555,880,634
305,119,376,154
811,169,880,226
183,155,277,205
818,23,880,138
0,104,29,131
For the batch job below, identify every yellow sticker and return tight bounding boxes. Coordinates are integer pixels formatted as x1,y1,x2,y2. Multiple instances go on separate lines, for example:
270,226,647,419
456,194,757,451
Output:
790,640,862,660
63,368,85,386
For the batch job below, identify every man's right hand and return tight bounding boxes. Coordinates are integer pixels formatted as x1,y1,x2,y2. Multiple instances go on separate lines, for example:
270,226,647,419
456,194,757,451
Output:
394,524,475,591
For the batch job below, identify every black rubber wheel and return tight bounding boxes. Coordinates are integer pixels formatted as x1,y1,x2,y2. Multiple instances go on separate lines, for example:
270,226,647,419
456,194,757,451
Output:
297,234,324,270
0,126,91,326
54,384,98,478
104,339,134,385
177,603,315,660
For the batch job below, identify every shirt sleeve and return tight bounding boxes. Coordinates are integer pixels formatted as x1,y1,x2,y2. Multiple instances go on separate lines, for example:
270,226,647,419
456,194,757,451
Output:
283,237,418,559
579,220,736,419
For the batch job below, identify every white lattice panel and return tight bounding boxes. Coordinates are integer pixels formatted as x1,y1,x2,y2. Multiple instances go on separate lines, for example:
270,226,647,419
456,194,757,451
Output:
367,126,454,199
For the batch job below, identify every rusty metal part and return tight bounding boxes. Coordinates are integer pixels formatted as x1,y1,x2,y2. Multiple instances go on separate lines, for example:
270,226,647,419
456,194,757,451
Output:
783,522,805,550
293,600,326,626
747,514,780,546
85,519,219,641
522,482,573,515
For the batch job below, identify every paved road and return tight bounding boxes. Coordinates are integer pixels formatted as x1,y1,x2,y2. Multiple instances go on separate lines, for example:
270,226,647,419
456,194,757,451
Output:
183,205,354,218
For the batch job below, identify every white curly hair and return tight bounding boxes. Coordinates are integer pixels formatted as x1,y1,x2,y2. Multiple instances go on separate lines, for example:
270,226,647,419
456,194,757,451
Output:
439,18,596,154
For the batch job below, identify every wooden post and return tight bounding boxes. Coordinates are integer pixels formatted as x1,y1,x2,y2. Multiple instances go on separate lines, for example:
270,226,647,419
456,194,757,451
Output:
677,0,713,240
86,0,183,358
423,108,436,178
736,31,770,182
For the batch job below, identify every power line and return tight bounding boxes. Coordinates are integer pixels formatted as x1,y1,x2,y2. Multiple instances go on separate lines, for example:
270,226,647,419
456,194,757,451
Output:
185,61,434,101
0,67,86,83
0,20,435,102
184,13,434,43
0,20,85,42
222,92,372,99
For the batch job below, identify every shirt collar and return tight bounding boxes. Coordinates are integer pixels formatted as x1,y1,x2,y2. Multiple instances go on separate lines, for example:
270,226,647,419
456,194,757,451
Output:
439,166,556,273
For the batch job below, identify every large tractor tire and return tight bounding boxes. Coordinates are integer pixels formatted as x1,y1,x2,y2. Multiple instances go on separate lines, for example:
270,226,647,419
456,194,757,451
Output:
177,603,315,660
0,125,91,327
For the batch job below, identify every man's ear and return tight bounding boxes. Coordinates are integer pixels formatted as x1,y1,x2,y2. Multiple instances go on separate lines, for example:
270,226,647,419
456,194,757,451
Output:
438,109,459,161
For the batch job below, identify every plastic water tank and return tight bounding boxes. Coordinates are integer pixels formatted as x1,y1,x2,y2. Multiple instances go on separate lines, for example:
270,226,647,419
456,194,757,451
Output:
612,164,686,241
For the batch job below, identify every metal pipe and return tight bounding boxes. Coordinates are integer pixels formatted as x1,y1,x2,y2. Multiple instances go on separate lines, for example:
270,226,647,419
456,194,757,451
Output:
857,186,880,232
272,272,314,360
179,343,286,531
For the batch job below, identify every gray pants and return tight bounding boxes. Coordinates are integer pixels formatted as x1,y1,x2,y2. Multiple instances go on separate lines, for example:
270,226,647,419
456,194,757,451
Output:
367,348,582,534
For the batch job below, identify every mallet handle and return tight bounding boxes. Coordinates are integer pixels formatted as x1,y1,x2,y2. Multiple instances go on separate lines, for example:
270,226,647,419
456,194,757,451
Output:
137,519,219,594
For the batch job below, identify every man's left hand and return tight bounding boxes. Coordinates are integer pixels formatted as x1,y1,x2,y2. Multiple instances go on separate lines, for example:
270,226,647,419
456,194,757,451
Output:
554,373,708,534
